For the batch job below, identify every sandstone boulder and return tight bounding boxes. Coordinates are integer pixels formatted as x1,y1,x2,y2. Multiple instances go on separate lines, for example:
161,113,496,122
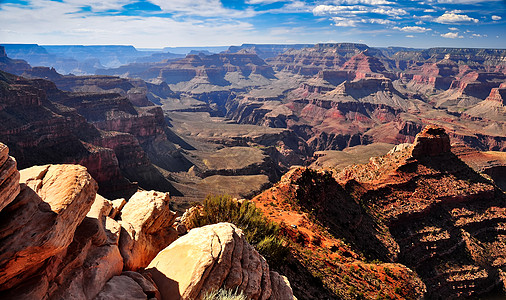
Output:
119,190,178,271
411,125,451,158
146,222,294,300
94,275,147,300
46,194,124,300
110,197,127,219
0,143,20,211
122,271,161,300
0,164,98,290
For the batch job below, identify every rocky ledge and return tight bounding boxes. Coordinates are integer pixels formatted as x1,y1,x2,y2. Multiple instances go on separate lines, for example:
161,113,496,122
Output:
410,124,451,158
0,142,294,299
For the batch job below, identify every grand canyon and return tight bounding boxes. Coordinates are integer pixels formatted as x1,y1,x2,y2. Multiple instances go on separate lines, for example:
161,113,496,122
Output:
0,40,505,299
1,0,506,298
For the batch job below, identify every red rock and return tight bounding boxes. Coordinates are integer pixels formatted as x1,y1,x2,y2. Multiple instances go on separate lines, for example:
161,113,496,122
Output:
146,223,295,300
94,275,147,300
411,125,451,158
119,190,178,271
0,143,20,211
0,164,98,290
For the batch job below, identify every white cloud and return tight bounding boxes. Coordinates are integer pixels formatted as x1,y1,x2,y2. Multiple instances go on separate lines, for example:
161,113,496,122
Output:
492,15,502,21
328,16,395,27
0,0,260,47
406,35,415,38
246,0,285,4
394,26,432,32
441,32,463,38
366,18,395,24
331,17,358,26
267,1,313,13
372,8,408,16
424,9,437,12
448,27,458,30
435,12,479,23
313,5,367,16
148,0,257,18
329,0,393,4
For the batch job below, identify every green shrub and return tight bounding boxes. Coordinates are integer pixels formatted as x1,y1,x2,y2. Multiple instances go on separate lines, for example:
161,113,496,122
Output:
203,288,247,300
188,195,289,267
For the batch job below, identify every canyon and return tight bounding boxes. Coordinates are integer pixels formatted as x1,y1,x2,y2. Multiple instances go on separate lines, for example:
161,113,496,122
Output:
0,42,506,298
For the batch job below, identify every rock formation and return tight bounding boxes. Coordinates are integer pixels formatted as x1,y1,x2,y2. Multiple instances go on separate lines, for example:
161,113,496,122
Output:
410,125,451,157
98,52,275,87
266,43,379,75
0,142,295,300
0,46,32,75
334,125,506,298
119,190,178,271
0,164,98,290
0,143,20,211
0,143,166,299
146,222,294,300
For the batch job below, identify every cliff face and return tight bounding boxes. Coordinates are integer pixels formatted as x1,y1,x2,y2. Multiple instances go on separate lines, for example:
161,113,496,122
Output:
0,46,32,75
266,43,388,75
0,70,187,198
0,79,137,198
98,52,275,88
334,126,506,298
250,126,506,299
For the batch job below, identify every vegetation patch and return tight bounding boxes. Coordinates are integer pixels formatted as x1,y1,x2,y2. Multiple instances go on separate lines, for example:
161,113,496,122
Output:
203,288,247,300
187,194,289,267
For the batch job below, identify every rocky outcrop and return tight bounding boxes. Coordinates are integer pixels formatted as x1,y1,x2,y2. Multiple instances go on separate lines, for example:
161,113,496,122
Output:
0,164,98,291
119,190,178,271
452,143,506,191
410,125,451,157
486,84,506,105
0,143,20,211
335,126,506,298
93,275,149,300
146,222,294,300
46,193,123,300
340,51,395,80
463,83,506,123
266,43,379,75
0,143,180,299
0,46,32,75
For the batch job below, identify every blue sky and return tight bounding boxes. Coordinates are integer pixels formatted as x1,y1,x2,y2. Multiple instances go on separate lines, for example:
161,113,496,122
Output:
0,0,504,48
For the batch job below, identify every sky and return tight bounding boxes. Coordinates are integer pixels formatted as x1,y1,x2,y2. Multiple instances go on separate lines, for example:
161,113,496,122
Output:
0,0,505,49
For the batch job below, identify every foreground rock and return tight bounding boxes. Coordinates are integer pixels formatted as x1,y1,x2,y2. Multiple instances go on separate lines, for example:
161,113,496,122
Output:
0,164,98,290
0,143,20,211
146,222,295,300
119,190,178,271
94,275,148,300
410,125,451,157
0,143,164,299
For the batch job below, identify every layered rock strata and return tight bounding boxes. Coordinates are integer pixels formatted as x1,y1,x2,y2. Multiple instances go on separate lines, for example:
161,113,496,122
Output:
335,126,506,298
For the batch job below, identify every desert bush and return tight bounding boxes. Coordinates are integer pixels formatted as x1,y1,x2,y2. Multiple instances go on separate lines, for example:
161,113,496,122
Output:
188,195,289,267
203,288,247,300
295,169,337,209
